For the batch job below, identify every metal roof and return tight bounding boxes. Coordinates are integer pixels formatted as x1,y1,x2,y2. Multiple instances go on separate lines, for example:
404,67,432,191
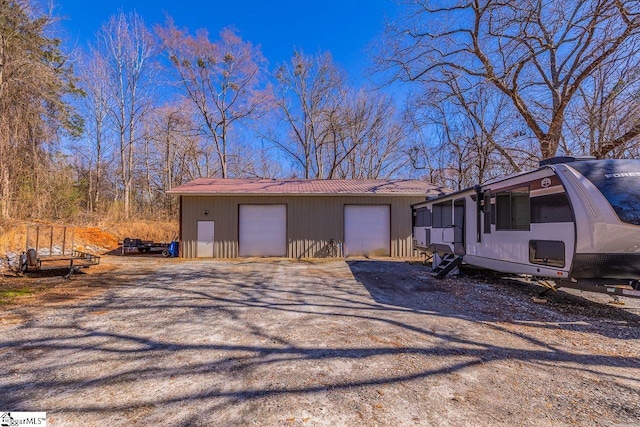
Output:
167,178,441,196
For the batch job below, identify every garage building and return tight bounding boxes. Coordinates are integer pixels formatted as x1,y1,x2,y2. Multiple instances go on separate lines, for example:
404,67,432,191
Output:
168,178,441,258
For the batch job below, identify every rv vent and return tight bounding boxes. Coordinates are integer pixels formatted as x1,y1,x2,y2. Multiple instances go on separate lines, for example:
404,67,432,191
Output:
539,156,596,167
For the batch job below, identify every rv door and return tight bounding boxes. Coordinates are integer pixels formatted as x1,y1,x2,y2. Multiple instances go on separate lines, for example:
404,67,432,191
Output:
454,198,466,255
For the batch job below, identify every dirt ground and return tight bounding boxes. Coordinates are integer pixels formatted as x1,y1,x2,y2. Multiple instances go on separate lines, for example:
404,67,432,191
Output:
1,256,639,426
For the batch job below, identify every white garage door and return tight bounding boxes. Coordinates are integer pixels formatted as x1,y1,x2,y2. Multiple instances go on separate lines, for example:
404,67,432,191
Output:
344,205,390,256
239,205,287,256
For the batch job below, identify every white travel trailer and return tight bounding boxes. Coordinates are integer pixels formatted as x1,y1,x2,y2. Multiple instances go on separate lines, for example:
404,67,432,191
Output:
412,157,640,298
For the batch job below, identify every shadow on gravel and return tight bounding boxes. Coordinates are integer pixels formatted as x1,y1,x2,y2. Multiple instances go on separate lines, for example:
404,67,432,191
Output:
348,260,640,338
0,259,639,423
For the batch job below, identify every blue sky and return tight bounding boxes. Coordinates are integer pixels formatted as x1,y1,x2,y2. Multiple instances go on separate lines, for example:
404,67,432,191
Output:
56,0,398,82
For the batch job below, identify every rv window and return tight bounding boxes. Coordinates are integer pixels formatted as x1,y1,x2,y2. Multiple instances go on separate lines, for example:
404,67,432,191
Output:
491,202,496,225
529,240,565,267
432,201,452,228
433,204,442,228
531,193,573,223
483,192,491,234
496,193,511,229
496,187,530,230
415,207,432,227
442,202,453,228
511,188,530,229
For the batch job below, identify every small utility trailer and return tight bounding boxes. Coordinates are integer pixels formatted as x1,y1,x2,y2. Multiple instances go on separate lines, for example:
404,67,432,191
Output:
20,225,101,278
122,237,163,254
121,237,179,257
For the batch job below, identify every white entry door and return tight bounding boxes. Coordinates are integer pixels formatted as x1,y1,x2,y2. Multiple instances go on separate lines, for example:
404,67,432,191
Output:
239,205,287,256
344,205,390,256
196,220,215,258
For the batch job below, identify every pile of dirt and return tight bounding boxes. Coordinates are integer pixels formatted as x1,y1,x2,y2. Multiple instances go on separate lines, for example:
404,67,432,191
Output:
73,227,120,253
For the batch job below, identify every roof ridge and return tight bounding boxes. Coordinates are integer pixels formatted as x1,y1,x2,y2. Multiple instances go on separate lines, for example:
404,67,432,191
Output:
168,178,440,196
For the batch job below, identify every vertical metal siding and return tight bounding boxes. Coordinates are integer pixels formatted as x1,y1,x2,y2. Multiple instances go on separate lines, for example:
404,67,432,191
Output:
180,195,424,258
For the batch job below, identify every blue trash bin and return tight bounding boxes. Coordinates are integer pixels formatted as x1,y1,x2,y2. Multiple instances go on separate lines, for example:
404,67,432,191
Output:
168,241,179,257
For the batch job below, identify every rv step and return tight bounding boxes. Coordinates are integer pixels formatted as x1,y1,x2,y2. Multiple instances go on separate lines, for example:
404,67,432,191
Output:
431,254,463,278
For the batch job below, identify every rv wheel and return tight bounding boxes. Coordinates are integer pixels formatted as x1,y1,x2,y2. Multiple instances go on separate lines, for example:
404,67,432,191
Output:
162,249,170,258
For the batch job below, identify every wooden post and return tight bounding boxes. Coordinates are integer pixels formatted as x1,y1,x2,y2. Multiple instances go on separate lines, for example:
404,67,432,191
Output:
62,226,67,256
49,225,54,255
35,225,40,255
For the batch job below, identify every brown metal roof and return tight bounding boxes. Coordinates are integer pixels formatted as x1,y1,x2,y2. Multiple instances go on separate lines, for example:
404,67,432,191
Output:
167,178,441,196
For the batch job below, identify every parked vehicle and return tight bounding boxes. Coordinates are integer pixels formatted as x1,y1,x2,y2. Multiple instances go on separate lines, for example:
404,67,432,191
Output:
412,156,640,298
122,238,155,253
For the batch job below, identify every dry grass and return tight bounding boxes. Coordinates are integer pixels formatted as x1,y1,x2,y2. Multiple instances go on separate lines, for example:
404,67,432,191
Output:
102,220,178,243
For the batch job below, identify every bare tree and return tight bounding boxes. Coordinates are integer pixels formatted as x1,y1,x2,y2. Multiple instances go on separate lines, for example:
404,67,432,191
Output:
406,74,536,188
226,142,283,178
381,0,640,159
95,11,155,218
270,51,346,178
78,48,113,212
566,53,640,157
336,89,409,179
157,21,271,178
271,51,411,179
144,101,201,213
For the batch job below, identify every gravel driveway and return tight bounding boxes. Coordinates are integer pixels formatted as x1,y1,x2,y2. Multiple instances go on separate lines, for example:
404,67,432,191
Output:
1,257,639,426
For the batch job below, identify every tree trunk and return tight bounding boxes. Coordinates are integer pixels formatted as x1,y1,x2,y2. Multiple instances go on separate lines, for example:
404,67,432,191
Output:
94,132,102,212
120,125,128,218
0,161,9,219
